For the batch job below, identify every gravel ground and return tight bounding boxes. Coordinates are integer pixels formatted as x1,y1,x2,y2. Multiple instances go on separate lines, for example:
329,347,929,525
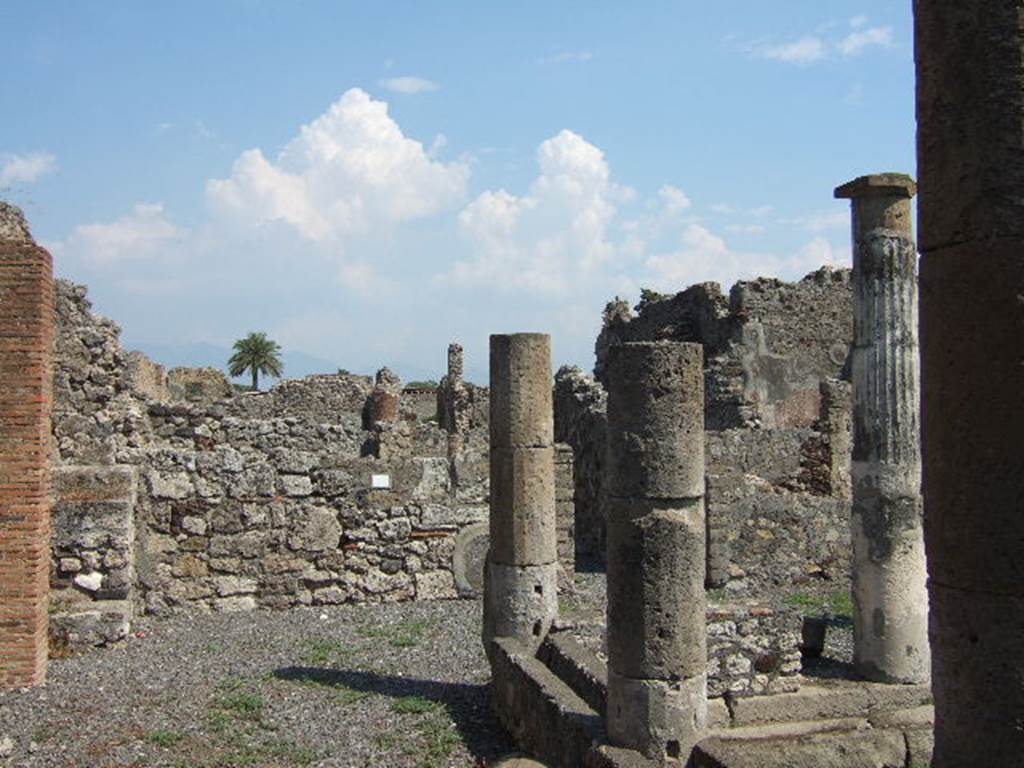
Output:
0,600,513,768
0,574,858,768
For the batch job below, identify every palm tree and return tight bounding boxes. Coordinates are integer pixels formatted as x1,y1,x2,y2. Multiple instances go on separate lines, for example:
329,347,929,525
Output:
227,332,283,391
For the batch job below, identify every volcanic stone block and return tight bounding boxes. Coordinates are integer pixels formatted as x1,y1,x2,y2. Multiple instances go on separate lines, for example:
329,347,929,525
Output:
605,342,704,499
489,446,557,567
606,497,706,680
489,333,554,450
606,671,707,762
482,559,558,657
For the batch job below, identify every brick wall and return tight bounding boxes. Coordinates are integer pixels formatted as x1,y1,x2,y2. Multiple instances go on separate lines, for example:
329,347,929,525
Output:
0,209,55,688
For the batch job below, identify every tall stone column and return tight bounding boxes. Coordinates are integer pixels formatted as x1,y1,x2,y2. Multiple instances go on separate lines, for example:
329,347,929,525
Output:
482,334,557,658
0,203,55,688
605,341,706,761
834,174,929,684
915,4,1024,764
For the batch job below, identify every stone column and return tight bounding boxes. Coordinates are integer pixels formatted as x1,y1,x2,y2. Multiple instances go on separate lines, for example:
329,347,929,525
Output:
605,341,707,761
482,334,557,658
367,367,401,425
0,203,55,688
439,343,470,456
915,4,1024,764
834,174,929,684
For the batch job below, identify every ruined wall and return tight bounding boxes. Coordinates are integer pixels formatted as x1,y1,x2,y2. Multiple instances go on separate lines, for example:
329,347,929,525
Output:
596,267,852,430
48,282,577,646
167,367,234,403
553,366,606,568
559,268,854,591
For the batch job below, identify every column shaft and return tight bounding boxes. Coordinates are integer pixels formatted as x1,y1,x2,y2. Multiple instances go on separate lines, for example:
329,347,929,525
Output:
483,334,557,657
605,341,706,761
835,174,929,684
915,3,1024,764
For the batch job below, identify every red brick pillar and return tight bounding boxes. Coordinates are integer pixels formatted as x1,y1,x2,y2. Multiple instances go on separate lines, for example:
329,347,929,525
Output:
0,203,55,688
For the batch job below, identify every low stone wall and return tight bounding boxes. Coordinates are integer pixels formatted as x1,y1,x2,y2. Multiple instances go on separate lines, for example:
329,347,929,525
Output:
706,603,802,698
129,400,489,614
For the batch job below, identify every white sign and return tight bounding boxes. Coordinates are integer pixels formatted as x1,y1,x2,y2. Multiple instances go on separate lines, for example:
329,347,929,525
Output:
371,474,391,489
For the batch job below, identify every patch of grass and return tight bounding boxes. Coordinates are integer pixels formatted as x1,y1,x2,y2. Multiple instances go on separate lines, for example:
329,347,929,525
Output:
145,729,185,748
416,716,460,768
204,640,223,654
218,690,265,719
333,687,372,707
359,618,435,648
783,589,854,619
301,638,349,666
391,696,442,715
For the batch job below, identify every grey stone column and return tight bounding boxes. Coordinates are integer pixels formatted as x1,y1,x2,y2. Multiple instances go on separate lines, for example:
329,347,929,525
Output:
835,174,929,684
482,334,558,658
915,4,1024,764
605,341,707,761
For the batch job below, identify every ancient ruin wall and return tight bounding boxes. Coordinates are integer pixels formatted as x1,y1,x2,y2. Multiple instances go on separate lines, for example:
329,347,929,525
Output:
48,282,496,644
560,268,854,591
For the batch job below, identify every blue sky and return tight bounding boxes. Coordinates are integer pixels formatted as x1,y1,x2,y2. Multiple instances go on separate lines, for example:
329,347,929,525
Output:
1,2,915,383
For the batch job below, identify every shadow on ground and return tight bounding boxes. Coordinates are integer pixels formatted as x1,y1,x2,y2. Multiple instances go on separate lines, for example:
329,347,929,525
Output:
274,666,513,763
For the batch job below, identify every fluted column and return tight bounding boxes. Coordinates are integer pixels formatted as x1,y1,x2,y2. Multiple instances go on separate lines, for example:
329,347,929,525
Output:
835,174,929,684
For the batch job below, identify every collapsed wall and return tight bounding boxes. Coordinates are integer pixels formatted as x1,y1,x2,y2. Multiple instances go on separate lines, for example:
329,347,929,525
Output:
559,267,854,590
48,281,574,647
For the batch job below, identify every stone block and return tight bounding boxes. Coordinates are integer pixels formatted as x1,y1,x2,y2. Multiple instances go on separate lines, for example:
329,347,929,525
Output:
489,333,553,450
278,474,313,497
286,506,342,552
483,559,558,656
50,600,132,647
693,728,907,768
414,569,457,600
489,446,557,566
490,636,605,768
606,498,706,679
606,671,707,762
606,341,704,499
54,465,136,503
147,470,194,500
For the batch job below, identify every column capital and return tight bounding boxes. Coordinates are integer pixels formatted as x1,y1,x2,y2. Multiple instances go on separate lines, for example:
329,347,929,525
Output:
834,173,916,200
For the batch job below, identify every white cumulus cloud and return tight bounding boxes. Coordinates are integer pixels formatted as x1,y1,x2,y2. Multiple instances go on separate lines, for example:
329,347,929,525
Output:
451,129,619,293
0,152,57,186
206,88,468,243
658,184,692,214
759,36,827,64
61,203,187,266
837,26,893,57
378,76,439,94
644,225,843,293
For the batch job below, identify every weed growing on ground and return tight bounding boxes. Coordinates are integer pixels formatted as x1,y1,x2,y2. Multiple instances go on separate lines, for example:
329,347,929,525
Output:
783,590,854,619
359,618,436,648
301,637,349,666
145,729,185,748
391,696,442,715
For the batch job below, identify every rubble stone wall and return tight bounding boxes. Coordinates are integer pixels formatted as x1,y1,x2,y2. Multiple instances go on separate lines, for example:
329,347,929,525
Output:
558,268,855,591
48,281,502,645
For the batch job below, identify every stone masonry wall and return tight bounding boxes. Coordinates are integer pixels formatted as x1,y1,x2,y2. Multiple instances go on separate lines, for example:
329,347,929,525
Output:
48,281,578,646
558,268,854,592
